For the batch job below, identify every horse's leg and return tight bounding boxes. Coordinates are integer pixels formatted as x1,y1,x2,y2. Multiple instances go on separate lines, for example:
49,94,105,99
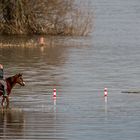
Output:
6,96,9,109
1,96,5,108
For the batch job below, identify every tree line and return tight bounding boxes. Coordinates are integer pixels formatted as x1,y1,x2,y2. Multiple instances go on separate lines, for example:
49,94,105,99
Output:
0,0,93,36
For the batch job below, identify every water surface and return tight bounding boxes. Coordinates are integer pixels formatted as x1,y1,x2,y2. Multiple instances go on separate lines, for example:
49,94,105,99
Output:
0,0,140,139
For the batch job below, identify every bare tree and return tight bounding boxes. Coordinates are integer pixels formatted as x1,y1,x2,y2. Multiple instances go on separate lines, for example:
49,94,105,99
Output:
0,0,94,35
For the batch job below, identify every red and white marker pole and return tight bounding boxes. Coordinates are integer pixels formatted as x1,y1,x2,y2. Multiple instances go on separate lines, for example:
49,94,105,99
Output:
104,88,108,97
53,88,56,98
53,88,56,113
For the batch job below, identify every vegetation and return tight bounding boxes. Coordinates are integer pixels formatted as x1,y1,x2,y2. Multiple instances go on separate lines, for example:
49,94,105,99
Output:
0,0,93,36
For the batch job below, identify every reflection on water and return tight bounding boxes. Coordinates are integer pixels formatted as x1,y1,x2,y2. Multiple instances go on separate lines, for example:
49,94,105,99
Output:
104,97,108,118
0,109,24,139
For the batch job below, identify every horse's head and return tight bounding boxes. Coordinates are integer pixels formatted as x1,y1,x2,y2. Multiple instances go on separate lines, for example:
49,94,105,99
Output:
14,73,25,86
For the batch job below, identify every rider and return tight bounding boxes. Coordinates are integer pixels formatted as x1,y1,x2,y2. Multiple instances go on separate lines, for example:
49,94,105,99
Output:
0,64,8,97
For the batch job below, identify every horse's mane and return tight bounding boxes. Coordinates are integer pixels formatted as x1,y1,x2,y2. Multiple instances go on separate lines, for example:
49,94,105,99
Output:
6,76,16,89
6,73,22,88
6,76,12,84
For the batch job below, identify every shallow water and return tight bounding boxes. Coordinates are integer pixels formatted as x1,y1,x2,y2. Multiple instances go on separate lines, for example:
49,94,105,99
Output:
0,0,140,139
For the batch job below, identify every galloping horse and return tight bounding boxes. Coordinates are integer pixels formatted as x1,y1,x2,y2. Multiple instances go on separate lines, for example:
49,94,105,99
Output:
0,73,25,108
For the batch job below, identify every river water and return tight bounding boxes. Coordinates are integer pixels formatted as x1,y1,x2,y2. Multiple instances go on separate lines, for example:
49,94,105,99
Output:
0,0,140,139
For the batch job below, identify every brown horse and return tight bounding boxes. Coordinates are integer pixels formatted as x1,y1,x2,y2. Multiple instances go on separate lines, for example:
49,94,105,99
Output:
0,73,25,108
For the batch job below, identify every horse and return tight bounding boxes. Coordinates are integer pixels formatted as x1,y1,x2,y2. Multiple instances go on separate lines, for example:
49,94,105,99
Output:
0,73,25,108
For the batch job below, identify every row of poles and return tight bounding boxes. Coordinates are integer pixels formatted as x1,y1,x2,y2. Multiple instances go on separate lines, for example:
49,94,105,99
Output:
52,88,108,114
53,88,108,98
